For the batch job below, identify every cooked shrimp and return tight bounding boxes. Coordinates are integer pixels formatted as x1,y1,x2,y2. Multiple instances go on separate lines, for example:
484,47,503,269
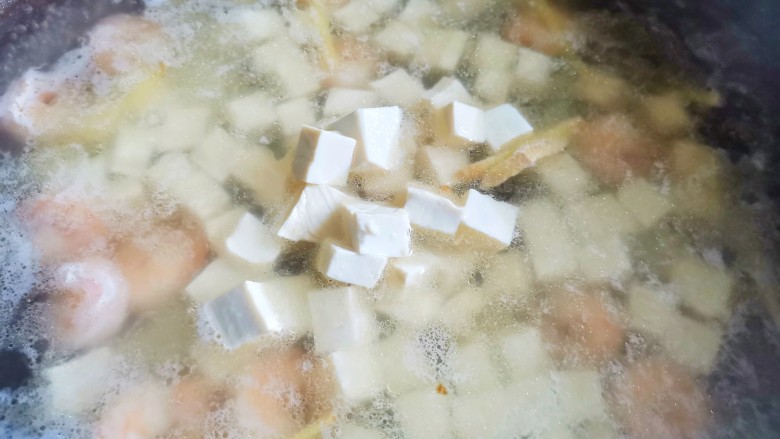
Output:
502,4,574,57
607,358,711,439
169,375,223,436
113,216,209,313
571,114,663,186
541,287,626,367
50,258,129,350
88,15,173,76
94,381,173,439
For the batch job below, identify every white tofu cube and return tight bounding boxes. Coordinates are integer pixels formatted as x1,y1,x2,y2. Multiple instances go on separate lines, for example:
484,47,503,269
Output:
333,1,381,33
437,288,486,335
434,101,486,146
370,69,425,107
483,103,533,152
373,20,423,61
226,92,277,133
316,240,388,288
203,278,313,349
416,145,470,187
204,208,245,251
386,253,438,289
670,256,733,320
553,370,607,424
275,98,316,137
340,201,412,257
519,198,579,280
395,390,451,439
565,194,639,240
328,106,402,172
110,126,155,177
277,185,353,243
617,178,673,228
535,153,594,199
452,341,499,394
45,347,116,414
499,327,549,381
253,38,321,98
515,48,554,88
190,127,244,182
226,8,284,43
459,189,519,247
308,287,375,353
225,212,282,266
473,68,514,104
415,28,469,73
403,185,463,235
576,235,632,282
422,77,475,110
482,251,535,297
322,88,380,119
331,345,383,402
185,258,244,303
292,126,356,186
154,105,212,152
375,331,429,394
472,34,518,71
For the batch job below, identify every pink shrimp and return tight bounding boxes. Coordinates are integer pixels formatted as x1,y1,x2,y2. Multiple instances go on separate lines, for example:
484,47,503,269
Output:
87,14,172,76
94,381,173,439
169,375,223,436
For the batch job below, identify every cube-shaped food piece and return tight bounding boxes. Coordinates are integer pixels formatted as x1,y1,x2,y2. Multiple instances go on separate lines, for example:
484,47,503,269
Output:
331,344,383,402
230,147,289,212
451,387,515,439
422,77,475,110
403,185,463,235
45,347,116,414
154,104,211,152
473,68,513,104
553,370,608,425
499,327,549,381
185,258,244,303
617,178,672,228
277,185,352,243
515,47,554,88
373,20,424,61
253,38,321,99
292,126,356,186
333,1,382,33
226,7,284,43
504,376,559,435
375,331,429,394
323,88,380,118
340,201,411,257
452,341,499,394
519,198,578,280
328,106,402,172
576,235,632,282
308,287,375,353
437,288,486,336
395,390,452,439
190,127,244,182
225,212,282,266
275,98,316,137
398,0,437,26
565,193,639,240
482,250,535,297
415,28,469,73
670,256,733,320
459,189,519,247
370,69,425,107
203,278,313,349
110,126,155,177
416,145,470,187
386,253,438,289
434,101,486,146
316,240,388,288
472,33,518,71
484,103,533,152
535,153,594,199
226,92,277,133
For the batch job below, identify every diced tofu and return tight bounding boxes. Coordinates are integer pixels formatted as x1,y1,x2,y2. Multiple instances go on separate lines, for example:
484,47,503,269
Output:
322,88,380,119
226,8,284,43
154,104,211,151
416,145,470,187
386,253,438,289
203,278,313,349
565,194,639,240
375,283,444,327
225,212,282,267
328,106,402,172
331,345,383,402
452,341,499,394
576,235,632,281
437,288,486,336
395,390,451,439
375,331,429,394
185,258,244,303
403,185,463,235
292,126,356,186
45,347,116,414
308,287,375,353
472,33,518,71
515,48,554,88
277,185,352,243
275,98,316,137
670,256,733,320
357,160,415,199
336,424,384,439
253,38,321,98
519,198,579,280
483,103,533,152
226,92,277,133
190,127,244,182
370,69,425,107
333,1,382,34
499,327,549,381
553,370,607,425
458,189,519,248
316,240,388,288
422,77,474,110
204,208,245,250
434,101,486,146
617,178,673,228
110,126,155,177
340,201,412,257
373,20,424,61
473,68,514,104
482,251,535,297
535,153,594,199
415,28,469,73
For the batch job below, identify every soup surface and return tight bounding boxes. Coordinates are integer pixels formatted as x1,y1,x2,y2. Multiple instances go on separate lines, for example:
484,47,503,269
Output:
0,0,770,438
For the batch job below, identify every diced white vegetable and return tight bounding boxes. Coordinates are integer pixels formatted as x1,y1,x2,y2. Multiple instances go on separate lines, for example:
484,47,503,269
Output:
386,253,438,289
565,194,639,240
45,347,116,414
376,283,444,327
336,424,384,439
483,103,533,152
482,251,535,297
226,92,277,133
340,200,411,256
331,345,383,402
308,287,375,353
323,88,380,119
154,104,211,152
451,387,516,438
204,208,245,252
415,28,470,73
617,178,672,228
373,20,424,61
398,0,438,25
105,176,145,203
185,258,244,303
670,256,733,320
416,145,470,187
370,69,425,107
292,125,356,186
499,327,549,381
403,185,463,235
437,288,486,336
375,331,429,394
536,153,594,199
459,189,519,248
434,101,486,146
277,185,352,243
422,77,475,110
227,8,284,43
452,341,499,394
110,126,155,177
190,127,244,182
203,278,313,349
316,240,388,288
328,106,402,172
230,147,289,212
275,97,316,137
472,33,518,71
473,68,513,104
503,376,559,436
333,1,382,34
225,212,282,267
515,48,554,88
438,0,493,21
395,390,451,439
519,198,579,280
553,370,607,425
576,235,632,281
253,38,320,98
